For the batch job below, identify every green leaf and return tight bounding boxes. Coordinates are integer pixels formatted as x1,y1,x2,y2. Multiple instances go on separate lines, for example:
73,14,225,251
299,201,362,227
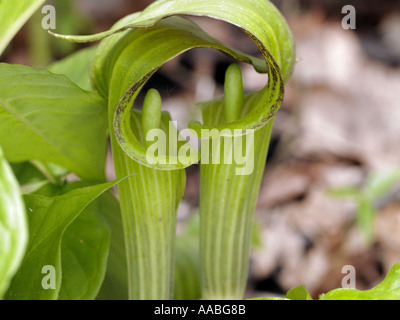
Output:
321,261,400,300
365,169,400,199
30,161,69,185
58,198,110,300
96,192,128,300
20,180,114,300
48,46,98,91
326,186,360,199
0,147,28,298
20,180,50,195
355,198,375,244
4,178,125,300
10,162,45,186
51,0,294,81
285,285,313,300
251,219,263,250
0,63,108,182
0,0,46,56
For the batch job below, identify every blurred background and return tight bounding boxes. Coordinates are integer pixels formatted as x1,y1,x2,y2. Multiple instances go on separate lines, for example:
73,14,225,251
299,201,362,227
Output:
2,0,400,299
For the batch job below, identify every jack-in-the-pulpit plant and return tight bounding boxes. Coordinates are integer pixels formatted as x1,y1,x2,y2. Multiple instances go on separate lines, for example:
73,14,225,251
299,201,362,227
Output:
197,66,276,299
2,0,400,301
51,0,294,300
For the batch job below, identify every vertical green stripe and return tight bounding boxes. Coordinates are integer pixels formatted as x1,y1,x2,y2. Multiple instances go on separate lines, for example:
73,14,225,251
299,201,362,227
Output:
200,121,273,299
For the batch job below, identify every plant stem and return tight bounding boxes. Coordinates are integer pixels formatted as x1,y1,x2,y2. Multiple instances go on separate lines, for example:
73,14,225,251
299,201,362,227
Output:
27,9,52,67
108,102,184,300
200,121,273,299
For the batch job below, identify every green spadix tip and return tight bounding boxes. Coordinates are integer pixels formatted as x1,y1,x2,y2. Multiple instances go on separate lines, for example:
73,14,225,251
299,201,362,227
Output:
142,88,162,147
224,64,244,124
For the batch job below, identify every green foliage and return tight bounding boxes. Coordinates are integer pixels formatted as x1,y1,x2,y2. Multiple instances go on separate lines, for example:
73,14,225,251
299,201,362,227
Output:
249,285,313,300
0,63,108,182
4,0,399,302
0,0,296,300
5,179,123,300
69,0,293,300
0,0,45,55
67,0,294,299
96,193,128,300
48,0,93,57
328,168,400,243
11,161,50,194
286,286,313,300
48,46,98,91
251,262,400,300
58,182,112,300
52,0,295,81
0,147,27,298
321,261,400,300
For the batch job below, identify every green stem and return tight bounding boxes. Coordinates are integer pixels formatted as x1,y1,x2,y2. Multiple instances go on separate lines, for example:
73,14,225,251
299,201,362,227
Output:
27,9,52,67
108,95,184,300
200,120,273,300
